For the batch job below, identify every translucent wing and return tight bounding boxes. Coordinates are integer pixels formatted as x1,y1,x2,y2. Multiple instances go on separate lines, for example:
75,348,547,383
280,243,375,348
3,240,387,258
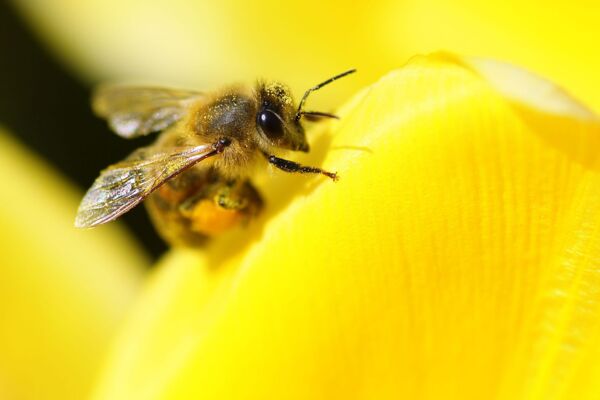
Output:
92,86,204,138
75,143,218,228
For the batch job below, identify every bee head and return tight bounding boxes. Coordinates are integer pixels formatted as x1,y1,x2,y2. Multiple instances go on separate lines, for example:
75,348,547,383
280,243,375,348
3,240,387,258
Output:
254,70,356,154
255,82,309,153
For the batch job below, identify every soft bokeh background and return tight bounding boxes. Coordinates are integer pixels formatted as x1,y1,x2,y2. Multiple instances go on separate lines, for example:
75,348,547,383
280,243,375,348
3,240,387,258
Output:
0,3,167,257
3,0,600,258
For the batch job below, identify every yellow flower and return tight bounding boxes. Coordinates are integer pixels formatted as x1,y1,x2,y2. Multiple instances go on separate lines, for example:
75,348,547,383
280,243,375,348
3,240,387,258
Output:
7,1,600,399
80,53,600,399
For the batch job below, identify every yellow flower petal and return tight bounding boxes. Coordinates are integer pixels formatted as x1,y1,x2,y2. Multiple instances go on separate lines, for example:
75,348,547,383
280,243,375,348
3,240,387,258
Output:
0,131,148,400
463,56,598,122
89,54,600,399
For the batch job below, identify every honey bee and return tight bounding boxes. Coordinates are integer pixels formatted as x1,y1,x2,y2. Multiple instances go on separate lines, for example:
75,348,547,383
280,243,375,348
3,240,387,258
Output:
75,69,355,246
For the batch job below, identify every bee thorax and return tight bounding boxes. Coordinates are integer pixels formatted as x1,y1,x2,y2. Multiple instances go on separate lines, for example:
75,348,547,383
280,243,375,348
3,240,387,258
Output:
212,141,260,178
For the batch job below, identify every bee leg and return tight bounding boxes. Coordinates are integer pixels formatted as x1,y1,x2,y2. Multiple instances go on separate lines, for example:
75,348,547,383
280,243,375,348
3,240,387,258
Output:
212,180,263,218
146,169,263,246
213,183,249,210
178,179,263,237
179,180,259,213
264,153,338,181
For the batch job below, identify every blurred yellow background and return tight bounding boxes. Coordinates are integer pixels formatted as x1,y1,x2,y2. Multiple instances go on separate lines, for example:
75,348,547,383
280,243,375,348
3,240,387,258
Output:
11,0,600,112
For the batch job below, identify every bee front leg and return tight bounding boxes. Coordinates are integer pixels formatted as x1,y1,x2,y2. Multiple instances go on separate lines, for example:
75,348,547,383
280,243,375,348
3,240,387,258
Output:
264,153,338,181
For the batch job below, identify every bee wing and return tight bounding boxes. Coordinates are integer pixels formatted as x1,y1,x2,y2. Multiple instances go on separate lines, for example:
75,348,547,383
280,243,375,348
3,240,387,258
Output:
75,143,218,228
92,86,204,138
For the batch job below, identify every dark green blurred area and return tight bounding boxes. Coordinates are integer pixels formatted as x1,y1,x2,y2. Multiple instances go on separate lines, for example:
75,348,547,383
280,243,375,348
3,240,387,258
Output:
0,3,166,259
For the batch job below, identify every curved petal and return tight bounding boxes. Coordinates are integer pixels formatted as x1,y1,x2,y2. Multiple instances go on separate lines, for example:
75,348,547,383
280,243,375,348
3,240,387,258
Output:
90,54,600,399
0,131,148,400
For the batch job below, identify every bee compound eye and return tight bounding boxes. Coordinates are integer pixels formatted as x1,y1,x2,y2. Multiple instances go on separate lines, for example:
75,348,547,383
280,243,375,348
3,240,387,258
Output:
257,109,285,140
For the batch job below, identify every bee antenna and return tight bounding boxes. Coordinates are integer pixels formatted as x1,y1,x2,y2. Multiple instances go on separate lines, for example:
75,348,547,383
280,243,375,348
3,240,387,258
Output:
295,69,356,121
